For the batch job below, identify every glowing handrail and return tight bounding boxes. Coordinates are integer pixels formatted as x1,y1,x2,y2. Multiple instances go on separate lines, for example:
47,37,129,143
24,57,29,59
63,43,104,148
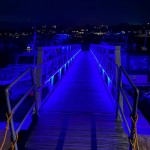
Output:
2,44,81,150
33,49,81,108
90,49,118,86
35,46,81,90
90,44,139,150
41,50,80,87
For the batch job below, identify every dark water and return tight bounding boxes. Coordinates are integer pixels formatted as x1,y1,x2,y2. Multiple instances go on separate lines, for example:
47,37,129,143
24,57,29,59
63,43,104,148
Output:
0,38,27,67
138,100,150,124
137,86,150,124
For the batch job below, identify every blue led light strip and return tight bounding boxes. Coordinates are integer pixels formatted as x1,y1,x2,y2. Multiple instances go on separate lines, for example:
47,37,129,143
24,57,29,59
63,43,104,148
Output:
44,49,81,85
90,50,112,83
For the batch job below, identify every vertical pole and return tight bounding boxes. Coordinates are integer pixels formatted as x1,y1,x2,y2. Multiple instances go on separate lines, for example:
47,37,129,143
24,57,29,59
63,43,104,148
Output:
35,47,43,112
106,47,109,73
115,46,121,67
115,46,123,121
51,76,54,88
58,67,62,80
115,68,122,120
31,68,38,118
115,46,121,89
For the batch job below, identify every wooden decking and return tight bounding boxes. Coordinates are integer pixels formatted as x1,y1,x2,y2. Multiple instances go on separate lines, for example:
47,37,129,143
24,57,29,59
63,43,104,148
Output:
23,51,128,150
24,112,128,150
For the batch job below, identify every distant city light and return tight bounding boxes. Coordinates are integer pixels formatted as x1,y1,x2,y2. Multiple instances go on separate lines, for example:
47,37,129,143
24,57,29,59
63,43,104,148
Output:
27,47,31,52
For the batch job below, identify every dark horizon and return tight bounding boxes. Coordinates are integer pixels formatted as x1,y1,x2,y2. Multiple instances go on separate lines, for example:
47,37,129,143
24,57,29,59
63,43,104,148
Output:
0,0,150,30
0,21,148,32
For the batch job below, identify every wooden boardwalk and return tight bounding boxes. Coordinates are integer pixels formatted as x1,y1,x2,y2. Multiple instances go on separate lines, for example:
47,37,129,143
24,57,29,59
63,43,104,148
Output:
24,51,128,150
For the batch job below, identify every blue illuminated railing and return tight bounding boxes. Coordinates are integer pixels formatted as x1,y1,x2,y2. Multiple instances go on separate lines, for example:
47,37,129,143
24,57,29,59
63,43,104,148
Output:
2,44,81,150
34,44,81,109
90,44,139,150
90,44,118,101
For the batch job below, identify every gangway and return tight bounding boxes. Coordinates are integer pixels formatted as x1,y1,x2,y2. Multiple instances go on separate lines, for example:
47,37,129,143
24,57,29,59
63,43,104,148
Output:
0,44,150,150
24,50,129,150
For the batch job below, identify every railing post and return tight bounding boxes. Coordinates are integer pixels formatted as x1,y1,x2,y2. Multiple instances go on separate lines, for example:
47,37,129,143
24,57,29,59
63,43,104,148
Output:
31,68,38,118
115,46,121,66
115,67,122,121
35,47,43,113
115,46,123,121
58,67,62,80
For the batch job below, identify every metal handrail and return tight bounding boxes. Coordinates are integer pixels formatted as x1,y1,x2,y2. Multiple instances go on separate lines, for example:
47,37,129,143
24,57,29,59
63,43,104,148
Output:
16,103,35,134
90,49,118,87
2,44,82,150
6,67,32,89
116,66,139,150
120,87,132,112
12,85,34,113
32,49,81,110
118,104,131,133
5,67,35,150
90,44,139,150
36,49,81,90
31,44,81,112
34,48,81,89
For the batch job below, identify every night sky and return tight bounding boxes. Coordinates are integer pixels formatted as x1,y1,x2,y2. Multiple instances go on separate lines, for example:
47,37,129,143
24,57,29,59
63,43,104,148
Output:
0,0,150,29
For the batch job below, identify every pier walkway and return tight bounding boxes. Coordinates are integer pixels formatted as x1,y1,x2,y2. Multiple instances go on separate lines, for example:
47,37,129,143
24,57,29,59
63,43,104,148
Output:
24,51,128,150
1,44,150,150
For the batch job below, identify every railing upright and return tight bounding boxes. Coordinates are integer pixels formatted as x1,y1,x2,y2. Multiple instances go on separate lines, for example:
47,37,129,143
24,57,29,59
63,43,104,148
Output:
35,47,43,113
31,68,38,118
116,67,122,121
